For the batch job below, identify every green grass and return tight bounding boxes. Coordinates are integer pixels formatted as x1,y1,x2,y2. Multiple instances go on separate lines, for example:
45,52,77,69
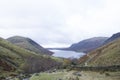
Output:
79,39,120,66
30,72,65,80
7,36,53,55
30,70,120,80
0,37,38,67
30,70,78,80
0,37,60,76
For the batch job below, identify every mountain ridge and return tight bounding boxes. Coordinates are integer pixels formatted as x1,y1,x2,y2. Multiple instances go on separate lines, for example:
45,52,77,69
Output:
78,33,120,67
7,36,53,55
0,37,60,76
68,37,108,53
104,32,120,44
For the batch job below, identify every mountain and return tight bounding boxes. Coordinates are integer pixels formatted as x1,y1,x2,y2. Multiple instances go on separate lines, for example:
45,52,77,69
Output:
104,32,120,44
68,37,108,53
7,36,53,55
78,38,120,67
0,37,60,76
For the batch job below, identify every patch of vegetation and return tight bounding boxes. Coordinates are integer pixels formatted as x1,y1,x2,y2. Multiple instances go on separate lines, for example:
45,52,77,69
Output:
30,70,81,80
30,70,120,80
78,39,120,67
0,37,61,77
7,36,53,55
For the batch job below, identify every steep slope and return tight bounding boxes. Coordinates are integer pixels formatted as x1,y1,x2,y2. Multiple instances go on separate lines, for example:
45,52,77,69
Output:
0,37,60,75
104,32,120,44
69,37,108,53
79,38,120,67
7,36,53,55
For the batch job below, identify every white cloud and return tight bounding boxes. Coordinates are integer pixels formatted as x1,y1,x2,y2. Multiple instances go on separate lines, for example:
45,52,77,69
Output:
0,0,120,47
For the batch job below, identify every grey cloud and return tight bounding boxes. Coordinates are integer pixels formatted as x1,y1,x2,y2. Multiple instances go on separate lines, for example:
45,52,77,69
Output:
0,0,120,47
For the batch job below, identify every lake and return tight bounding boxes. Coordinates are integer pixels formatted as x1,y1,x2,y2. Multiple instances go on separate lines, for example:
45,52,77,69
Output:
50,50,85,58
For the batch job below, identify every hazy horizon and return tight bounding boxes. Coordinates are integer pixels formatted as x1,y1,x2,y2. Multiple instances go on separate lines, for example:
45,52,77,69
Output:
0,0,120,47
1,32,117,48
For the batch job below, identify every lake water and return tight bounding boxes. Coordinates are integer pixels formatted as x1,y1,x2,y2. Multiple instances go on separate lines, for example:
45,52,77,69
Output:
50,50,85,58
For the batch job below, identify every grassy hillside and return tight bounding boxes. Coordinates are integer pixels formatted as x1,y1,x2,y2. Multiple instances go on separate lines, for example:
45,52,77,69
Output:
0,37,61,77
104,32,120,44
78,38,120,67
69,37,108,53
7,36,53,55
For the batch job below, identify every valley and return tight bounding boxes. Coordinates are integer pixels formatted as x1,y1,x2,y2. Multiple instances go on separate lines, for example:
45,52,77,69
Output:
1,0,120,79
0,32,120,80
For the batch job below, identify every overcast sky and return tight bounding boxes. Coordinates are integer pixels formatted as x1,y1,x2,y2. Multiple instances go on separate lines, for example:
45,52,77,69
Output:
0,0,120,48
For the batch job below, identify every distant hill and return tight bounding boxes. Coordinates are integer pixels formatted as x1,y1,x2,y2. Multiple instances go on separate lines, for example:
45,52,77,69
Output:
104,32,120,44
0,37,60,76
68,37,108,53
78,38,120,67
7,36,53,55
